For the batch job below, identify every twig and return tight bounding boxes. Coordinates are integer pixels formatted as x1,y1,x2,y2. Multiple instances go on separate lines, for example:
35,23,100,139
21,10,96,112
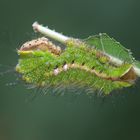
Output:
32,22,69,44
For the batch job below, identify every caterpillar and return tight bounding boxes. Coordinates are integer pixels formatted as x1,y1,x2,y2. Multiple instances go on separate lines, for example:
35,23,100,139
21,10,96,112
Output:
15,22,140,95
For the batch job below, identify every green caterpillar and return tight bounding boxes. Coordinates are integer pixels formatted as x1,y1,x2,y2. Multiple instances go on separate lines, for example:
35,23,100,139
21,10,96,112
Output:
16,23,140,95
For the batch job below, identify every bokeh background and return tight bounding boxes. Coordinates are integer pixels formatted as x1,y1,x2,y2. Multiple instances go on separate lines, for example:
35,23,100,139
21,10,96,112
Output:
0,0,140,140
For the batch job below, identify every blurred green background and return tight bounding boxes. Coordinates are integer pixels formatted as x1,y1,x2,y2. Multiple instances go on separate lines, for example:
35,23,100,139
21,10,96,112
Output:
0,0,140,140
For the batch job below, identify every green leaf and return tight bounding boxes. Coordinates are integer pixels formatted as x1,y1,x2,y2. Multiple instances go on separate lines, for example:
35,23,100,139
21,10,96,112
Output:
84,33,134,63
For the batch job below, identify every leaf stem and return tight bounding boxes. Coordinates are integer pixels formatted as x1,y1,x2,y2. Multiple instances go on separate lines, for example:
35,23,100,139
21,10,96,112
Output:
32,22,69,44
